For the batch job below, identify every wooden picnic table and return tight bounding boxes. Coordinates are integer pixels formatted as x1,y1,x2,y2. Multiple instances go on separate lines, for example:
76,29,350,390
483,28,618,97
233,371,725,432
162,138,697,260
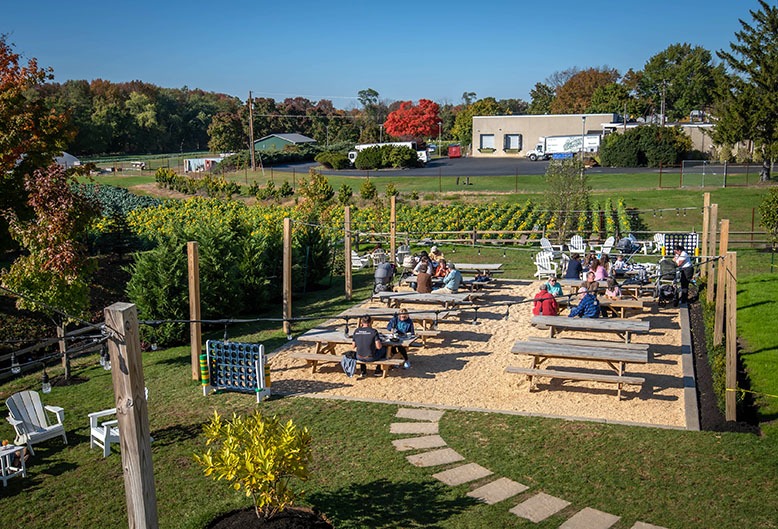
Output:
530,315,650,343
452,263,504,274
374,291,482,310
557,296,645,318
293,328,419,377
398,276,494,292
336,306,460,330
508,338,648,398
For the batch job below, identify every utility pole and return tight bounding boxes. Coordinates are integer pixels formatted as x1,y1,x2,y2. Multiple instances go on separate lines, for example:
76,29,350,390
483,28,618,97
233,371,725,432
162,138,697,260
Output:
248,91,256,171
660,80,667,127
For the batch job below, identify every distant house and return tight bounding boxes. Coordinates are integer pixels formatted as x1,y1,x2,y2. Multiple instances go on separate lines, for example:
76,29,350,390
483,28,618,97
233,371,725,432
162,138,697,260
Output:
253,133,316,152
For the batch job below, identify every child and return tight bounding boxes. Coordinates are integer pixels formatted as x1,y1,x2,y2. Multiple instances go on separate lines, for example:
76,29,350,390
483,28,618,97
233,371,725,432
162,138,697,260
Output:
605,277,622,299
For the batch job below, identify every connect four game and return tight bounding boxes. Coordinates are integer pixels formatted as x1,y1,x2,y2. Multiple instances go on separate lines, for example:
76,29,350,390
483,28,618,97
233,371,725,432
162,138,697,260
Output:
204,340,270,402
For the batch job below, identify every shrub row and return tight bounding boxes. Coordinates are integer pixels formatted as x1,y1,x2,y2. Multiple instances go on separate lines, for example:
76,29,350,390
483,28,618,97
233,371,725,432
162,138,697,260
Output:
155,167,240,198
126,198,331,345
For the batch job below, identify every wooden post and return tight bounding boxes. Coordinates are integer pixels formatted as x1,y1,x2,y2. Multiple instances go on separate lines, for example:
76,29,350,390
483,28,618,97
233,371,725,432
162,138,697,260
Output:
700,193,710,279
725,251,738,422
283,217,292,336
344,207,352,301
104,302,159,529
706,204,718,304
187,242,202,381
57,320,70,380
714,219,730,345
390,196,397,266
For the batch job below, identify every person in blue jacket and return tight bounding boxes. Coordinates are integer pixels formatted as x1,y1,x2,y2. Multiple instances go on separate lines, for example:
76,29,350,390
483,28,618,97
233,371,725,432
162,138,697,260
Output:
568,286,600,318
386,308,414,369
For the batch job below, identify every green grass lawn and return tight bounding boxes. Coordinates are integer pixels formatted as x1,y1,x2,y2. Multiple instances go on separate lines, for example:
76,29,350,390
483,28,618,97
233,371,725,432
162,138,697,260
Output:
737,273,778,421
2,346,777,529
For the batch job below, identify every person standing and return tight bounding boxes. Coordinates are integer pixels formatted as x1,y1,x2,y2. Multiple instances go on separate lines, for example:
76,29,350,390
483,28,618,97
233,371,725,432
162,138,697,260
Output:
673,244,694,303
532,284,559,316
352,315,386,377
565,253,583,280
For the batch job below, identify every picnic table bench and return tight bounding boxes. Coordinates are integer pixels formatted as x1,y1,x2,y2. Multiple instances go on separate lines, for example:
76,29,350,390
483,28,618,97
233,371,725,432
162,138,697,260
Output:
292,328,418,377
557,296,645,318
531,315,650,343
452,263,504,276
337,307,460,331
508,339,648,398
374,291,482,310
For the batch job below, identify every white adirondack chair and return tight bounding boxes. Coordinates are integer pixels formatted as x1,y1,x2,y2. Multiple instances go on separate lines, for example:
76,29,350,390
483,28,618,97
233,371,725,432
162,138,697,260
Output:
569,235,588,254
652,233,665,254
539,237,563,259
351,251,370,270
6,390,67,456
371,249,388,267
88,409,120,458
89,388,151,458
594,236,615,257
533,253,559,278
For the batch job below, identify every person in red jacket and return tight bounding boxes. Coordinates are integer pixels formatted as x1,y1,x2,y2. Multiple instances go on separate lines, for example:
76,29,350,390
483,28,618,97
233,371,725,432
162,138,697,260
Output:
532,283,559,316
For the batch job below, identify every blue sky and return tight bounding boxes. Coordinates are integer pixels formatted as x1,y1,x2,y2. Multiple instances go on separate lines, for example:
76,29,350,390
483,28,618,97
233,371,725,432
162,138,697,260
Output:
3,0,757,108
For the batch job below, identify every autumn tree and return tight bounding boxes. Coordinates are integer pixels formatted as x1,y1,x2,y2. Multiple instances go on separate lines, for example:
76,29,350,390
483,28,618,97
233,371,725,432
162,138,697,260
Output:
551,67,620,114
544,159,589,240
2,164,100,316
383,99,440,140
1,35,72,249
714,0,778,181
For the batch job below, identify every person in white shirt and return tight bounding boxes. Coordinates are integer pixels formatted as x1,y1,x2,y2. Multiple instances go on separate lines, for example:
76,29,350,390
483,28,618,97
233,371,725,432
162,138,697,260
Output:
673,244,694,303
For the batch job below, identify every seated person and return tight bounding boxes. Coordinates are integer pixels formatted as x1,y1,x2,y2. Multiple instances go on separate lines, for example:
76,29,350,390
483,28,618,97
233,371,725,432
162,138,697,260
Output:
532,283,558,316
416,264,433,293
545,275,563,297
352,315,386,377
433,258,448,278
569,287,600,318
386,308,413,369
564,253,583,280
604,277,622,299
430,245,445,263
436,263,462,294
612,255,628,276
583,271,600,294
413,255,432,275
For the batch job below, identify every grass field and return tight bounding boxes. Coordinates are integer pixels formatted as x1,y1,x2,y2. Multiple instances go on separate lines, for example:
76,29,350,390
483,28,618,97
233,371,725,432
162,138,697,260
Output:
2,265,778,529
4,160,774,527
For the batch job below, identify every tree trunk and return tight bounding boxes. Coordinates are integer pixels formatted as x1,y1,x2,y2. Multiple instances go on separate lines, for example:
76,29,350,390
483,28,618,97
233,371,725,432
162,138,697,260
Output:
57,321,71,381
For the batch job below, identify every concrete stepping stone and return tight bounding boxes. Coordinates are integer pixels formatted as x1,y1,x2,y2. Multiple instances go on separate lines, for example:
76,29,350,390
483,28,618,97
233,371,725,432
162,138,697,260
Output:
432,463,493,486
396,408,445,422
466,477,528,505
559,507,620,529
392,435,447,452
406,448,464,467
390,422,438,435
510,492,571,523
630,523,668,529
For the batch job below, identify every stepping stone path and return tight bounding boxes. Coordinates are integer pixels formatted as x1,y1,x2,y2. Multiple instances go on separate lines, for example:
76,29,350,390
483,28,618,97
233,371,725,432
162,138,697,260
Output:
390,407,669,529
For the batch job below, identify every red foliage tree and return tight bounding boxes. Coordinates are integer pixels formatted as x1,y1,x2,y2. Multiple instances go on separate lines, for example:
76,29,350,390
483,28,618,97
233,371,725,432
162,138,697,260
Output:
383,99,440,140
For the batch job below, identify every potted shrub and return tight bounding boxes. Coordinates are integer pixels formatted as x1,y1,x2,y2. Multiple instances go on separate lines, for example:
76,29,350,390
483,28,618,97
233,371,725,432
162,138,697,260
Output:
195,411,329,528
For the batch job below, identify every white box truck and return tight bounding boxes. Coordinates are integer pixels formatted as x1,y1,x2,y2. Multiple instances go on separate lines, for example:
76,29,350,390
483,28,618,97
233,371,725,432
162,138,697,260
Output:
525,134,601,161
